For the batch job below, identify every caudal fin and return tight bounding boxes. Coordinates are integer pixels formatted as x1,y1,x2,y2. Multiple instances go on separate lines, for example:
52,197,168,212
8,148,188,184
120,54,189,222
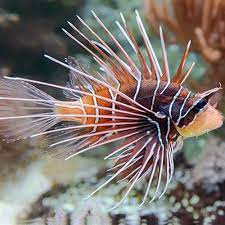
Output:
0,77,59,142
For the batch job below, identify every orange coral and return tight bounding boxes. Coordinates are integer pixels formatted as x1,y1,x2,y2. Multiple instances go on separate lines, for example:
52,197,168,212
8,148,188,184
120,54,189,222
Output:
145,0,225,64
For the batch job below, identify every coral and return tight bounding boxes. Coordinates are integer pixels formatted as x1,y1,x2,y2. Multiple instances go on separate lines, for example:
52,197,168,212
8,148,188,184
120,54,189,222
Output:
167,182,225,225
22,160,169,225
23,200,111,225
145,0,225,110
47,209,68,225
165,166,225,225
71,199,111,225
145,0,225,64
21,161,225,225
20,210,67,225
192,138,225,185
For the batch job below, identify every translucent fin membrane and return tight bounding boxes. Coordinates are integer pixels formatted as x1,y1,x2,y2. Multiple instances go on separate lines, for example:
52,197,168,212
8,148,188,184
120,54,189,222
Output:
0,79,58,142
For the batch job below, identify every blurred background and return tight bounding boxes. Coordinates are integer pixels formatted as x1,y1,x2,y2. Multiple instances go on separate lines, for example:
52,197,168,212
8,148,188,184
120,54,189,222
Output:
0,0,225,224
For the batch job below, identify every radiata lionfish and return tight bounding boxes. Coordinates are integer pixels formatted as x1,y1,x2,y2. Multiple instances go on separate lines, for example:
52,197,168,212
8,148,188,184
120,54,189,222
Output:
0,11,223,209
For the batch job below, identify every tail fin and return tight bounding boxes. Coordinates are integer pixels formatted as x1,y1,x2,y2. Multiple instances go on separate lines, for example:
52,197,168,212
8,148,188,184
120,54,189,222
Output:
0,77,59,142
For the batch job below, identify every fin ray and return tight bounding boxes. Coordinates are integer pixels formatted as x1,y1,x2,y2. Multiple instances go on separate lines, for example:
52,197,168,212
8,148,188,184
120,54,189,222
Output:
0,79,59,142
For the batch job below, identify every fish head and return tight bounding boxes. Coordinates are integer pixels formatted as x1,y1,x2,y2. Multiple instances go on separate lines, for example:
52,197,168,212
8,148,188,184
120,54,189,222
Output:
175,86,224,138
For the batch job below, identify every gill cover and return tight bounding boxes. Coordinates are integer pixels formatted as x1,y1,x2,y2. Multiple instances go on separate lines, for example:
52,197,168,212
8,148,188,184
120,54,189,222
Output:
175,86,223,138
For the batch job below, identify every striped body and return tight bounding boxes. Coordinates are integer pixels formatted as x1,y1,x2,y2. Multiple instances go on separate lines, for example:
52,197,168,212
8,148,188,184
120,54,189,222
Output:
55,80,182,147
56,80,188,124
56,78,214,134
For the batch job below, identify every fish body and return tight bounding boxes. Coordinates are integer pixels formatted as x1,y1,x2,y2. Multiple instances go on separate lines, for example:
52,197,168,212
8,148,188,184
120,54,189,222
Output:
0,11,223,209
56,77,222,138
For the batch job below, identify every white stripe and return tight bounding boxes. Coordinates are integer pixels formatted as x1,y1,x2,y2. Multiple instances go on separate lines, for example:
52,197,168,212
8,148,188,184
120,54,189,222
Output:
160,81,170,95
134,80,141,100
117,165,142,183
180,62,195,85
79,98,87,125
128,165,150,184
108,81,120,128
169,86,183,119
109,146,134,160
150,118,164,149
158,146,170,199
107,158,129,171
105,134,147,159
91,89,99,132
91,40,112,56
176,91,192,125
139,144,159,206
86,136,152,201
168,144,174,181
151,80,160,110
157,146,172,197
165,117,171,146
149,147,165,203
111,154,143,173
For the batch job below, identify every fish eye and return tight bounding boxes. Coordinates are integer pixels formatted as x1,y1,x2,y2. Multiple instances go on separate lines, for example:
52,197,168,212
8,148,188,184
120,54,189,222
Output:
195,98,208,110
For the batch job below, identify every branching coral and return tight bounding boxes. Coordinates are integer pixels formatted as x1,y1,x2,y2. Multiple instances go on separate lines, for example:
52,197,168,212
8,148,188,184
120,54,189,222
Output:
145,0,225,64
145,0,225,108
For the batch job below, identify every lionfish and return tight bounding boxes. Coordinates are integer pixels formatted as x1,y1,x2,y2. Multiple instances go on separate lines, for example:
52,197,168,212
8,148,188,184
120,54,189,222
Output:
0,11,223,209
